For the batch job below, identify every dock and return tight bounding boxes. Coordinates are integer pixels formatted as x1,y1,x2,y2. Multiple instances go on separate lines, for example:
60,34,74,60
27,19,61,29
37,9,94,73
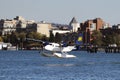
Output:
105,47,120,53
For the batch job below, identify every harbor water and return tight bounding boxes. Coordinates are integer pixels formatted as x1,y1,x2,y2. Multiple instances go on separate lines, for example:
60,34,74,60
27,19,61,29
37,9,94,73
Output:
0,50,120,80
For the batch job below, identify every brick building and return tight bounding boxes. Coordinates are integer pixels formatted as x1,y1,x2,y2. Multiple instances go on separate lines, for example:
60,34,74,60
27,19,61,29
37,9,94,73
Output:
80,18,105,44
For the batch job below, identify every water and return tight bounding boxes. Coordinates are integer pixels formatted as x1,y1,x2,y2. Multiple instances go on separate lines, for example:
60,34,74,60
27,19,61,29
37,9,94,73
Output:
0,51,120,80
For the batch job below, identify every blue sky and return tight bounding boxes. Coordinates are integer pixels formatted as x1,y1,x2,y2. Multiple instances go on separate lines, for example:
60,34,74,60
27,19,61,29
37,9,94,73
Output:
0,0,120,25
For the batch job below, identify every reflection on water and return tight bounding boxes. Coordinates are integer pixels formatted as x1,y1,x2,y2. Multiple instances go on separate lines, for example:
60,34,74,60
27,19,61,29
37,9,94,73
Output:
44,62,97,67
44,61,118,67
44,63,76,67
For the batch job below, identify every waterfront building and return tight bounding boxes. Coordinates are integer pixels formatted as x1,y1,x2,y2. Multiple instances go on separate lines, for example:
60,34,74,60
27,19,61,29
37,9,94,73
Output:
100,24,120,36
80,18,105,44
100,27,120,35
93,18,104,30
27,21,52,37
0,19,17,35
52,30,71,36
37,22,52,37
69,17,80,32
102,23,110,29
0,16,30,35
51,23,71,36
15,16,35,33
112,24,120,29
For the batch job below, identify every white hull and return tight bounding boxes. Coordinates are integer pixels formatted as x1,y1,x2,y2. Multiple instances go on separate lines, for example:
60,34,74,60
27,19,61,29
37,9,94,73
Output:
41,53,54,57
53,53,76,58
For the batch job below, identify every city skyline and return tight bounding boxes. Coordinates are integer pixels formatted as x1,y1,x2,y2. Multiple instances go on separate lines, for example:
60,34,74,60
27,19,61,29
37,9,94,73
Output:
0,0,120,25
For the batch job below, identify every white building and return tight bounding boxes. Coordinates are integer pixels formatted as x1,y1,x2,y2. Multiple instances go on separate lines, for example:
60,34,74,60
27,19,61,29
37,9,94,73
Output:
112,24,120,29
69,17,80,32
90,23,96,31
0,19,17,35
52,30,71,36
102,23,110,29
37,22,52,37
0,16,29,35
15,16,35,32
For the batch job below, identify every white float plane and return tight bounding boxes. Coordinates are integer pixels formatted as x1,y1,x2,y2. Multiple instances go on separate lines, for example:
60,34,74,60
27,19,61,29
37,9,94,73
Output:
43,43,76,58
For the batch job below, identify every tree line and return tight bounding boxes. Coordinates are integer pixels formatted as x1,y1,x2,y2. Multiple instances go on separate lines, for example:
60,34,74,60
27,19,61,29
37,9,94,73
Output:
91,30,120,47
0,30,120,49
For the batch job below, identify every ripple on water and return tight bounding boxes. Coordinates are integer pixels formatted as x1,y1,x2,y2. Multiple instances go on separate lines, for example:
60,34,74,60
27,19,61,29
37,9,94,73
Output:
0,51,120,80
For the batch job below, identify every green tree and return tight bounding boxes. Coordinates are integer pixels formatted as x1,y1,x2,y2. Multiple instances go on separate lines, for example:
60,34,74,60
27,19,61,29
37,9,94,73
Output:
0,36,3,42
54,32,62,43
10,32,19,46
115,34,120,46
113,33,120,46
103,35,112,46
49,31,54,42
103,33,120,46
91,30,103,46
27,32,43,40
42,35,48,41
18,32,26,49
2,34,10,43
26,32,46,49
18,32,26,41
